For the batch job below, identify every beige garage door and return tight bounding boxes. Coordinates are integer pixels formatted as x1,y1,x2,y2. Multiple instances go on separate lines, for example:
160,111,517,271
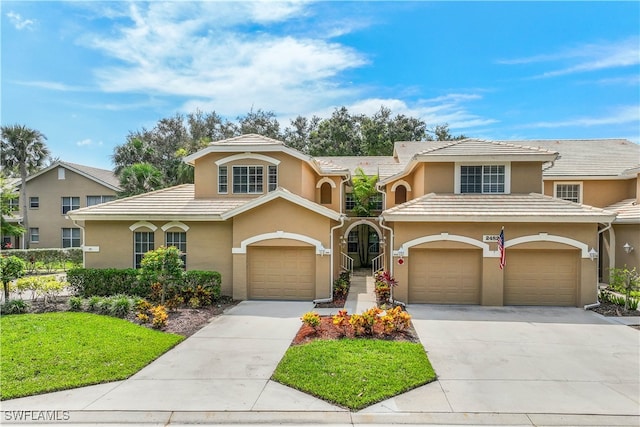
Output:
504,250,578,306
409,249,482,304
248,247,315,300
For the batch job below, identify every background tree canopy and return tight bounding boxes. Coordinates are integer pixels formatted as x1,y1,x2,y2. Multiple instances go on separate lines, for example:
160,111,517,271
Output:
111,106,466,194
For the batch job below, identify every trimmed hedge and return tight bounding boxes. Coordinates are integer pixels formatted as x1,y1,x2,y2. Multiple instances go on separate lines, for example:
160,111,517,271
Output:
4,248,82,272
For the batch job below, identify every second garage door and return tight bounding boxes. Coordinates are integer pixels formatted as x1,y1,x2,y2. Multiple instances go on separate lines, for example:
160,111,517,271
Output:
409,249,482,304
248,246,315,300
504,250,578,306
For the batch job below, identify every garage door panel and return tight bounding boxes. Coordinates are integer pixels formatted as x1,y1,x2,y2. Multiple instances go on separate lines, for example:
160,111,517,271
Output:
504,250,577,306
248,247,315,300
409,250,481,304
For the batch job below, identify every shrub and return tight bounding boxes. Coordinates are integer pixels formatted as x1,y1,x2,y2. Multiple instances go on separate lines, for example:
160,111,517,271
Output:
332,310,351,336
150,305,168,329
301,311,321,330
138,246,184,304
67,268,144,297
380,306,412,334
1,255,25,300
68,296,84,311
1,299,29,315
109,295,133,318
87,296,101,312
333,271,351,298
349,307,381,336
374,271,398,305
6,248,82,274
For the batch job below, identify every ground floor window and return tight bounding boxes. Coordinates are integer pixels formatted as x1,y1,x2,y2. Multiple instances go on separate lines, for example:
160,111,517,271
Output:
369,231,380,253
134,231,154,269
62,228,81,248
347,230,358,253
166,231,187,268
29,228,39,243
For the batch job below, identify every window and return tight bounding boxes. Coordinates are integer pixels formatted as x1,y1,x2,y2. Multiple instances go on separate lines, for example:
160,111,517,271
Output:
29,228,39,243
61,197,80,214
30,197,39,209
320,182,332,204
87,195,115,206
369,231,379,254
555,183,581,203
347,230,358,253
232,166,263,194
166,231,187,268
395,185,407,204
371,193,383,210
58,168,66,180
62,228,81,248
268,165,278,192
8,197,19,212
218,166,228,194
134,232,154,269
460,165,505,194
345,193,356,210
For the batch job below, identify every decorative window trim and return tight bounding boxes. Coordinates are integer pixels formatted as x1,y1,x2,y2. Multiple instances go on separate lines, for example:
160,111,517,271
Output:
218,165,228,194
268,165,278,192
61,196,80,215
454,162,511,194
29,227,40,243
215,153,280,166
232,231,329,255
554,182,583,204
129,221,158,232
232,165,264,194
315,177,337,189
29,197,39,209
161,221,190,232
391,180,412,192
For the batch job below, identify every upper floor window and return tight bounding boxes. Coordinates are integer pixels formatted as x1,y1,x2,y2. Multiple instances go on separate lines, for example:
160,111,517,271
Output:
87,195,115,206
371,193,383,210
62,228,81,248
134,231,154,269
30,197,39,209
58,168,65,180
8,197,19,212
268,165,278,192
166,231,187,268
320,182,332,204
233,166,263,194
218,166,228,194
460,165,505,194
369,231,380,254
555,183,581,203
345,193,356,210
347,230,358,253
61,197,80,214
29,228,39,243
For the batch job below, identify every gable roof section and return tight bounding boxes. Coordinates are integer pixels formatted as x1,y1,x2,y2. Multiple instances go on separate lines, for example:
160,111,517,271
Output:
183,134,349,177
220,187,342,221
315,156,394,176
382,193,616,223
25,161,121,191
606,199,640,223
67,184,251,221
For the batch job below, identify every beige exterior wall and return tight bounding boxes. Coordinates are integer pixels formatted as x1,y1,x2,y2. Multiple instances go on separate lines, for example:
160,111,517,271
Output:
612,223,640,273
314,176,342,213
511,162,543,193
424,163,454,194
23,167,117,248
544,178,636,208
389,221,598,307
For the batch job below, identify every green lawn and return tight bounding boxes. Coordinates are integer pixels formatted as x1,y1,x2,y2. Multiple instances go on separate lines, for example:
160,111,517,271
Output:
272,339,436,410
0,312,183,400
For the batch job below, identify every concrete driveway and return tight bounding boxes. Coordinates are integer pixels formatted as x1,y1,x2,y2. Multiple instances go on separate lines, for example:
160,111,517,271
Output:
363,305,640,418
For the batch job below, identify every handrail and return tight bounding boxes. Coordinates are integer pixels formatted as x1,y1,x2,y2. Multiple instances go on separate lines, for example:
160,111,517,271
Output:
341,252,354,273
372,252,385,276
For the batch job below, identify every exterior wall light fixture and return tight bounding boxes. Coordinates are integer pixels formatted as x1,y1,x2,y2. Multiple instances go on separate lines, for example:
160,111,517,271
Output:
588,248,598,261
623,243,634,254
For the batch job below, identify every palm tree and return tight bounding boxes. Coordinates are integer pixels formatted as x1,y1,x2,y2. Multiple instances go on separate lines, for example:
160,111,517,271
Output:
1,125,50,249
118,163,165,197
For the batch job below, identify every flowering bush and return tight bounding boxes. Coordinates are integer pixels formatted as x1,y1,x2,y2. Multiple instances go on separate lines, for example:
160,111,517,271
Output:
301,311,321,330
150,305,168,329
374,271,398,305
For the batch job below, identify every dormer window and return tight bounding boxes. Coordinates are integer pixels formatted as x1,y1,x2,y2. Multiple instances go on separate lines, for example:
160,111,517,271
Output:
218,166,228,194
458,164,508,194
233,166,263,194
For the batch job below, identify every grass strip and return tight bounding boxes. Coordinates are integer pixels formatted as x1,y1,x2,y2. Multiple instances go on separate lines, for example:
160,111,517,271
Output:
1,312,183,400
272,338,436,410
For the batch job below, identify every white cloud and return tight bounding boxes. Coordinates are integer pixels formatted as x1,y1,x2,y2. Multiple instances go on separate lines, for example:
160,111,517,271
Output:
15,80,85,91
525,105,640,128
6,11,35,30
76,139,103,147
497,37,640,79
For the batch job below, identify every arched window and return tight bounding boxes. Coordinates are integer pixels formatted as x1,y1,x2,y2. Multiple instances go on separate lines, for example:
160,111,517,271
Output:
395,185,407,204
320,182,332,204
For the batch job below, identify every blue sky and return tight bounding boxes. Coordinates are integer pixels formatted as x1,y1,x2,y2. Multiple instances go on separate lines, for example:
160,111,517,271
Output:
2,1,639,170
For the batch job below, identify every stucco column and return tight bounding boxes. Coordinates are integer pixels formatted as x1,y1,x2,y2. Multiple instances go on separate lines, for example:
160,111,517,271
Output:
393,256,409,302
315,253,331,299
233,253,247,300
580,258,598,307
482,257,503,306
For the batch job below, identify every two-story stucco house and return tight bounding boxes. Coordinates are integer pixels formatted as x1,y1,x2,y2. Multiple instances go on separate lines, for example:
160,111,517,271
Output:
2,161,121,249
68,134,638,308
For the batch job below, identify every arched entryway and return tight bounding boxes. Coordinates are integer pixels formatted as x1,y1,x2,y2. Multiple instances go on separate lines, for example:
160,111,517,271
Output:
342,220,383,269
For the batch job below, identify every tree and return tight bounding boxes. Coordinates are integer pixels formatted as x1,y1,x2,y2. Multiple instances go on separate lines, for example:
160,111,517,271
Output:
1,125,50,249
309,107,362,156
283,115,320,154
427,123,466,141
238,109,281,139
1,255,26,300
138,246,184,305
118,163,164,197
351,167,379,267
0,177,24,242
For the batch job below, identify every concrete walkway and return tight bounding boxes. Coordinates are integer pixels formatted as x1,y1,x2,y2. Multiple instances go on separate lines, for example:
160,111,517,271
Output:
2,289,640,426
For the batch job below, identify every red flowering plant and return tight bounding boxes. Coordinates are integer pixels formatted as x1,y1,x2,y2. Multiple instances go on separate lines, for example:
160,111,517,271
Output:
374,271,398,306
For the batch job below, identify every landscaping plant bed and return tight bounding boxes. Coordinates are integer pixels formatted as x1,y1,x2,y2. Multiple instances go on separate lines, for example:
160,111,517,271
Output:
313,296,346,309
589,302,640,317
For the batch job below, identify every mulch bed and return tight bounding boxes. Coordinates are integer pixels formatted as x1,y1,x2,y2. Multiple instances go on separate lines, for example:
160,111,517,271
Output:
589,301,639,317
314,296,346,309
292,315,420,345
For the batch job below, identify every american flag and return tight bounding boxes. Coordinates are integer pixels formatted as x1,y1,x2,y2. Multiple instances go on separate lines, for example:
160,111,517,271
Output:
498,228,506,270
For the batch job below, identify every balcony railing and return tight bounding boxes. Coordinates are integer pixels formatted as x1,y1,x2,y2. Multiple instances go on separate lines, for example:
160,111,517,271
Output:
372,253,385,276
341,252,354,273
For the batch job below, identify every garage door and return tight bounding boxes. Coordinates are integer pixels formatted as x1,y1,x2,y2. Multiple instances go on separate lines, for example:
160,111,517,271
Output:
409,249,482,304
248,246,315,300
504,250,577,306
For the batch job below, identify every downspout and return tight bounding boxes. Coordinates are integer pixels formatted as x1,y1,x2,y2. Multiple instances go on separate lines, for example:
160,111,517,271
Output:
377,183,406,308
313,214,345,304
584,222,612,310
70,217,86,268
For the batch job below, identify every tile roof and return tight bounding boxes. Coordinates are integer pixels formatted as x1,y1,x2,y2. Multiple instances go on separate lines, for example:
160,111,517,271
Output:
208,133,284,146
414,139,558,158
382,193,616,223
315,156,394,176
68,184,252,221
606,199,640,223
24,161,121,190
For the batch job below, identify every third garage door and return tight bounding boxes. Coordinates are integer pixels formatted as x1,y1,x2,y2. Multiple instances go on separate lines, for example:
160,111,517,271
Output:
409,249,482,304
248,246,315,300
504,250,578,306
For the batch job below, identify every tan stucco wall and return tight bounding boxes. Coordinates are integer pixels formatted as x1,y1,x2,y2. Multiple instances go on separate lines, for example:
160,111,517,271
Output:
314,176,342,212
424,163,454,194
511,162,543,194
613,223,640,273
389,221,598,307
24,167,117,248
544,179,636,208
83,220,234,296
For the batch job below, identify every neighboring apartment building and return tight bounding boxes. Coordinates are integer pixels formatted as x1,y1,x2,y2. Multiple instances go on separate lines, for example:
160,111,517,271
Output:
68,135,638,307
2,161,121,249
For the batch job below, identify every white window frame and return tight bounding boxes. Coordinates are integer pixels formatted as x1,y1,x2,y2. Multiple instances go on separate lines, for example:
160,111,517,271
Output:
268,165,278,192
232,165,264,194
218,165,228,194
455,163,511,194
30,196,39,209
29,227,39,243
165,231,187,269
345,193,356,210
58,168,65,180
8,197,19,212
554,182,583,204
87,195,115,206
134,231,154,269
61,196,80,214
62,228,81,248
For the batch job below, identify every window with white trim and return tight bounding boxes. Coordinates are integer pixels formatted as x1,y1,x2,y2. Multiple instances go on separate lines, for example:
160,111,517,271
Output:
371,193,383,210
30,197,39,209
460,165,505,194
218,166,228,194
61,196,80,214
8,197,19,212
62,228,81,248
268,165,278,191
87,195,115,206
345,193,355,210
232,166,263,194
166,231,187,268
30,228,39,243
58,168,65,180
134,231,154,269
555,183,581,203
